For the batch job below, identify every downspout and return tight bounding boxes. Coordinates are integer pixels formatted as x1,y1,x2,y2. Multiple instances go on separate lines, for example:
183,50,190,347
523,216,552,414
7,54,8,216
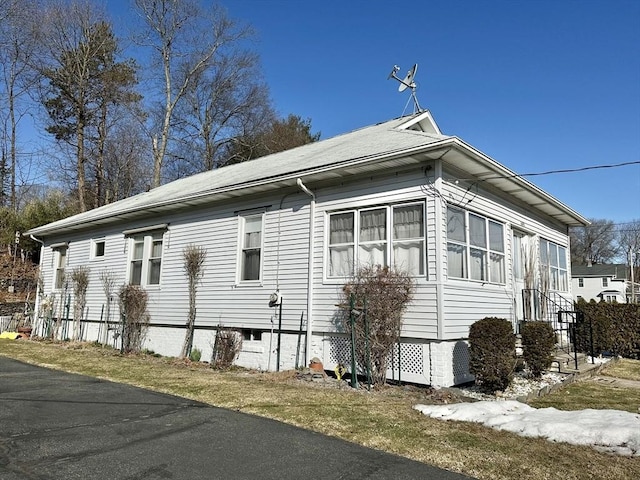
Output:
296,178,315,367
30,234,45,336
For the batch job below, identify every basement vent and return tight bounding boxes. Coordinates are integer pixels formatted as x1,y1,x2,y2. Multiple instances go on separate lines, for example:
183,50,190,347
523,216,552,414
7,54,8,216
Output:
327,335,425,377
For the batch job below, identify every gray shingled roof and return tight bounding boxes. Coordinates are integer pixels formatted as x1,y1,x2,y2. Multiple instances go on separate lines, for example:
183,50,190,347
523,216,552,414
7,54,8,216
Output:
571,263,630,279
27,111,589,238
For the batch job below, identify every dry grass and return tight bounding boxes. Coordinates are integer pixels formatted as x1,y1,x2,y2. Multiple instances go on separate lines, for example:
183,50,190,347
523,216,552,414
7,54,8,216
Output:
1,339,639,480
601,358,640,381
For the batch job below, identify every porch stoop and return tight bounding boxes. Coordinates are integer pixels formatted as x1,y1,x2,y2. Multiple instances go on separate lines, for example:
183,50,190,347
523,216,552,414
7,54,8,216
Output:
549,351,609,379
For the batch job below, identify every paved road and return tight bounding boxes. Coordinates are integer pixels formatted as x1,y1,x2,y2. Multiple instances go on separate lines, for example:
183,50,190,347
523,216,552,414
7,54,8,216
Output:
0,357,473,480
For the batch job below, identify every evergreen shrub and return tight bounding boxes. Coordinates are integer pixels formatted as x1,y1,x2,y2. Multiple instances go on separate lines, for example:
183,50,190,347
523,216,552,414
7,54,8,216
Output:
469,317,516,393
521,321,555,378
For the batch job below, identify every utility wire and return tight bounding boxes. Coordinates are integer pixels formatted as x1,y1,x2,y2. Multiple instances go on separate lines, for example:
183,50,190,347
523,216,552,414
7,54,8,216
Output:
452,160,640,182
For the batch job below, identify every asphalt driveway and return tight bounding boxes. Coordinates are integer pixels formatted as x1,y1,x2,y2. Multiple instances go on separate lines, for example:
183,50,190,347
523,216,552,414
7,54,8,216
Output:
0,357,472,479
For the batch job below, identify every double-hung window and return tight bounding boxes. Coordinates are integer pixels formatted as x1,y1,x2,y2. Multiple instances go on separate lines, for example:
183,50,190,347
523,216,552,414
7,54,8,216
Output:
446,206,505,283
539,239,568,291
327,202,425,278
53,246,67,290
239,214,264,282
127,230,164,287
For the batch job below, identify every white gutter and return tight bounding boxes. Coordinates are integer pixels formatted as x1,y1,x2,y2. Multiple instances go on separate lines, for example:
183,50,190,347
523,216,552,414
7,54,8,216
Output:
296,178,315,367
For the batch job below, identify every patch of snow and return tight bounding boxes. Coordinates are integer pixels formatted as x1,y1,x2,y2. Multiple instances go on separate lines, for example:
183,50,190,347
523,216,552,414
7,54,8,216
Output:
587,356,612,365
414,401,640,456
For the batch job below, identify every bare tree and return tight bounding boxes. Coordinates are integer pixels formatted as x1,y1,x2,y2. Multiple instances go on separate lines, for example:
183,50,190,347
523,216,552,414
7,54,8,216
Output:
132,0,264,186
569,218,618,265
180,244,206,358
99,269,117,346
0,0,40,210
618,219,640,302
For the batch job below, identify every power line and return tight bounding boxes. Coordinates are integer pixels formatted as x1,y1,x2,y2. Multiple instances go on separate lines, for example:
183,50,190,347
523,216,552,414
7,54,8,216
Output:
452,160,640,182
517,160,640,178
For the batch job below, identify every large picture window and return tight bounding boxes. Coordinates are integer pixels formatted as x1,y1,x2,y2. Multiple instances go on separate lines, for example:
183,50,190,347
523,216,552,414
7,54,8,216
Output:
327,202,425,278
128,231,164,286
540,239,568,291
239,214,264,282
446,206,505,284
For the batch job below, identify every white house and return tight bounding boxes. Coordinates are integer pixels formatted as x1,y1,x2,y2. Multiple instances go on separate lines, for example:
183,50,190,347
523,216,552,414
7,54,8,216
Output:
572,263,631,303
26,111,589,387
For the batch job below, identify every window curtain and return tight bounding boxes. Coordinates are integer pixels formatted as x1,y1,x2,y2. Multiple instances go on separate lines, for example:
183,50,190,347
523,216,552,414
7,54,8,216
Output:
469,214,486,248
329,213,354,276
359,209,386,267
490,252,505,283
447,243,466,278
447,208,465,242
469,248,486,281
393,205,423,239
393,205,424,275
329,213,354,244
394,242,423,275
360,209,385,242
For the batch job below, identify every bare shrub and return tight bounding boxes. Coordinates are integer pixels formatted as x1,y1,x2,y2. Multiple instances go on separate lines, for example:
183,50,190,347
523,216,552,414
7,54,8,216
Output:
211,327,242,369
69,266,90,341
340,265,415,386
118,284,150,354
180,244,207,358
99,270,117,346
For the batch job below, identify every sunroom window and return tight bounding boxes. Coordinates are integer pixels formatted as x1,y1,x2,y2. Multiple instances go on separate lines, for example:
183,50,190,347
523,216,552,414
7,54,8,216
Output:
446,206,505,284
327,202,425,278
539,239,568,291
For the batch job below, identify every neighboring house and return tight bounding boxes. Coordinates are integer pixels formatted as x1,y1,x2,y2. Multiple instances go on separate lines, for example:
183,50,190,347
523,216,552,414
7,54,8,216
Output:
26,111,589,387
572,263,632,303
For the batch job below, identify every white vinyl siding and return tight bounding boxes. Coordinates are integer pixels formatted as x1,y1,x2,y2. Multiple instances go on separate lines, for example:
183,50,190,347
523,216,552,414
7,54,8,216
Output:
327,202,425,278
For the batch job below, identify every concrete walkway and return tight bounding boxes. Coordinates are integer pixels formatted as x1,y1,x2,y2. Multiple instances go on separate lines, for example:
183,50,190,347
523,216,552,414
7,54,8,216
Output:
0,357,473,480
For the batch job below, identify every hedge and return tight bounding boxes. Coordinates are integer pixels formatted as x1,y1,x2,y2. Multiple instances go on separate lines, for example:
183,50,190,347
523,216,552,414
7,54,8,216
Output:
574,300,640,360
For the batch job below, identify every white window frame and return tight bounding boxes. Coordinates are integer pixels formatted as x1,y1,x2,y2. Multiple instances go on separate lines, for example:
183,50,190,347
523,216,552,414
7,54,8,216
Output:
52,246,68,291
126,230,164,287
237,212,265,284
91,238,106,260
446,206,506,284
326,201,426,279
602,277,609,287
578,277,584,288
539,238,568,292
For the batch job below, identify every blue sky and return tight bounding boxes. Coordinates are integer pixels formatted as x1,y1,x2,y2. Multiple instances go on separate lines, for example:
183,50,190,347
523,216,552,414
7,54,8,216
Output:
217,0,639,224
103,1,637,224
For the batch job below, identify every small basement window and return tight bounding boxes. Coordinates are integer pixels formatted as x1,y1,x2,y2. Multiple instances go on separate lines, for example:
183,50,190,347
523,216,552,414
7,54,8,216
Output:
242,329,262,341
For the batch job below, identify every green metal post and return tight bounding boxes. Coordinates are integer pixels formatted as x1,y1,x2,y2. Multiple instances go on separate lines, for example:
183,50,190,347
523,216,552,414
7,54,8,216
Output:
364,298,371,390
349,294,358,389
